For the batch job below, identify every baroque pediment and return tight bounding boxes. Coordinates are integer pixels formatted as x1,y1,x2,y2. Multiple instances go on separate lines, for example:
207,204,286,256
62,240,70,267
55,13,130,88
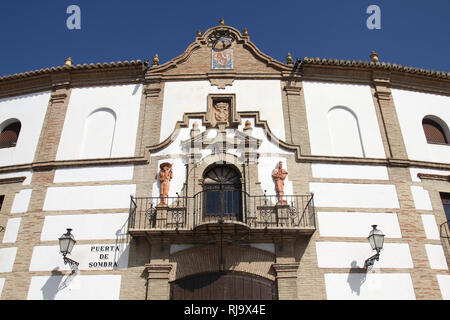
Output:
146,19,291,76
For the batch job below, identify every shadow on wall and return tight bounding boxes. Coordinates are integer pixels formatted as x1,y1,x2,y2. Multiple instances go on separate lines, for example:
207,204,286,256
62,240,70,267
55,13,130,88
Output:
346,260,367,296
40,268,65,300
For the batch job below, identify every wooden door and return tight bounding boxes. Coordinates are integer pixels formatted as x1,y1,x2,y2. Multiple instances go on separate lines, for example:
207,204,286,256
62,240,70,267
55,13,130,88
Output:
170,271,277,300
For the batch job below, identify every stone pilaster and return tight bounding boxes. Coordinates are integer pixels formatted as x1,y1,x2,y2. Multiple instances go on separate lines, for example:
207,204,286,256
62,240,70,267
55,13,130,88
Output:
146,263,173,300
272,262,299,300
371,71,408,160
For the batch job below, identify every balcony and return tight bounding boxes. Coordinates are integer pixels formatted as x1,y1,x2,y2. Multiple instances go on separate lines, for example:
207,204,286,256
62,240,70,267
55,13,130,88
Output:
128,192,315,240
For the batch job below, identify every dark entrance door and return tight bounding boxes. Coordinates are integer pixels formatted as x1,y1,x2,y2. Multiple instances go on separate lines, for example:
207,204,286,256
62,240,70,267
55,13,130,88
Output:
170,271,277,300
203,165,242,222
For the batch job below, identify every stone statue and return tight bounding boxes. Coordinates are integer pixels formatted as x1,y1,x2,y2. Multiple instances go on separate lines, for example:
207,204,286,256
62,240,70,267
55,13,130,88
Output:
158,162,173,206
272,161,288,203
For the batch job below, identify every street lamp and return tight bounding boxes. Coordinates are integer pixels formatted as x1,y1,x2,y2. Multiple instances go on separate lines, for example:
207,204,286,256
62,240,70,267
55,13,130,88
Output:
364,225,385,271
58,228,79,274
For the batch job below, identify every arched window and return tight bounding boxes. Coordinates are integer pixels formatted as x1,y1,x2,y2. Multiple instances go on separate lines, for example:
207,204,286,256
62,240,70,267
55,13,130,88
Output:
422,117,449,145
202,165,242,221
327,106,365,157
80,108,116,158
0,120,21,149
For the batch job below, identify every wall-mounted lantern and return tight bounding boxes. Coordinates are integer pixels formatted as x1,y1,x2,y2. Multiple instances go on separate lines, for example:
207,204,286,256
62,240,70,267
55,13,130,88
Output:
364,225,385,271
58,228,79,274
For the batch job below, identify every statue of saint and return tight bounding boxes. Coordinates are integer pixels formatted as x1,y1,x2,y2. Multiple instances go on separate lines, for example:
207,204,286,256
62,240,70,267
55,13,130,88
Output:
158,162,173,206
272,161,288,203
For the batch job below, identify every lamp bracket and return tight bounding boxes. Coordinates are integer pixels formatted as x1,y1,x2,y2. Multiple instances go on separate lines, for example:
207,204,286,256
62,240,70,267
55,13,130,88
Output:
63,256,79,274
364,252,380,272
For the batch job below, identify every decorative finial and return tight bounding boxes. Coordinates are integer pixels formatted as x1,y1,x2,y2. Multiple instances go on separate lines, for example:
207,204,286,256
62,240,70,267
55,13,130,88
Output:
152,54,159,67
196,30,202,37
244,120,252,129
219,18,225,25
242,28,248,36
243,120,253,135
370,51,379,63
286,53,293,65
65,57,73,66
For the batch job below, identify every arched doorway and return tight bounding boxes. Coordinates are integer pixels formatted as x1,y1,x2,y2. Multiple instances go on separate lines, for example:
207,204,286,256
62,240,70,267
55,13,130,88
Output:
170,271,277,300
202,164,242,222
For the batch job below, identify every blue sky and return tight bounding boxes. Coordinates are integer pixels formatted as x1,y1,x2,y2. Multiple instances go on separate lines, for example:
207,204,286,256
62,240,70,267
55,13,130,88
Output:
0,0,449,77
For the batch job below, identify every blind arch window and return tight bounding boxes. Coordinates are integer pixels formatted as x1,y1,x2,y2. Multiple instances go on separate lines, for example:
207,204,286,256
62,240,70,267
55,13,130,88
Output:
327,106,365,157
422,117,448,145
80,108,117,158
0,120,21,149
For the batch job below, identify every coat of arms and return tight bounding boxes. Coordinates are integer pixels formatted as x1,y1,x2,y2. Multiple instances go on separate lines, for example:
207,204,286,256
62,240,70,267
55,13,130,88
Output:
212,37,233,69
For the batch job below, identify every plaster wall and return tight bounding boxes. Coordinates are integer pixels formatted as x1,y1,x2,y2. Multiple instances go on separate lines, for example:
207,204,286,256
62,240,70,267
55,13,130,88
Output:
40,213,129,241
409,167,450,182
27,275,122,300
317,212,401,238
316,242,413,269
325,273,416,300
421,214,440,240
2,217,21,243
310,182,400,208
53,165,134,183
391,89,450,164
424,244,449,270
29,244,129,271
56,84,142,160
410,186,433,210
302,82,385,158
311,164,389,180
10,189,32,213
0,278,4,298
437,275,450,299
43,184,136,211
160,80,286,142
0,91,51,167
0,247,17,273
0,171,32,185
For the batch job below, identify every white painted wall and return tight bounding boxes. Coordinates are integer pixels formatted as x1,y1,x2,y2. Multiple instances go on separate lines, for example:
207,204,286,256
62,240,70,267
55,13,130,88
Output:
410,167,450,182
53,165,134,183
424,244,448,270
160,80,286,142
40,213,129,241
0,170,32,185
325,273,416,300
437,275,450,300
421,214,440,240
0,247,17,273
392,89,450,164
29,244,129,271
318,212,401,238
27,275,122,300
80,108,116,158
10,189,32,213
56,84,142,160
311,164,389,180
0,278,4,298
303,82,385,158
43,184,135,211
0,91,51,167
410,186,432,210
316,242,413,269
2,217,21,243
310,182,400,208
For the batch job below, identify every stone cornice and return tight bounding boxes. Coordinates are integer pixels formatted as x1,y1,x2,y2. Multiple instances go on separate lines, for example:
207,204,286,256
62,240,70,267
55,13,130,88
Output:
0,176,26,185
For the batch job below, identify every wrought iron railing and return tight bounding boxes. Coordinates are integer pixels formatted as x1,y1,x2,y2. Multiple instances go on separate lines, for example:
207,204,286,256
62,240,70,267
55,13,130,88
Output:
128,191,315,232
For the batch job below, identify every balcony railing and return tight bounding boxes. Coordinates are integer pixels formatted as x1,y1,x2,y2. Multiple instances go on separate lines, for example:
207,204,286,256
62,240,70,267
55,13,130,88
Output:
128,191,315,234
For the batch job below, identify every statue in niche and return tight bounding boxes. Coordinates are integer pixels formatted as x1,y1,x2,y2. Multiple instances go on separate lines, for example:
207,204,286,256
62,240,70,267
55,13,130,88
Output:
272,161,288,204
213,101,229,124
158,162,173,206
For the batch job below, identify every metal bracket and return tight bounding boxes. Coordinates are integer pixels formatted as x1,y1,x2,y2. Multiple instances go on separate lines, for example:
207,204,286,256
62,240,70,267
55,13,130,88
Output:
0,226,4,233
364,252,380,272
63,256,79,274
